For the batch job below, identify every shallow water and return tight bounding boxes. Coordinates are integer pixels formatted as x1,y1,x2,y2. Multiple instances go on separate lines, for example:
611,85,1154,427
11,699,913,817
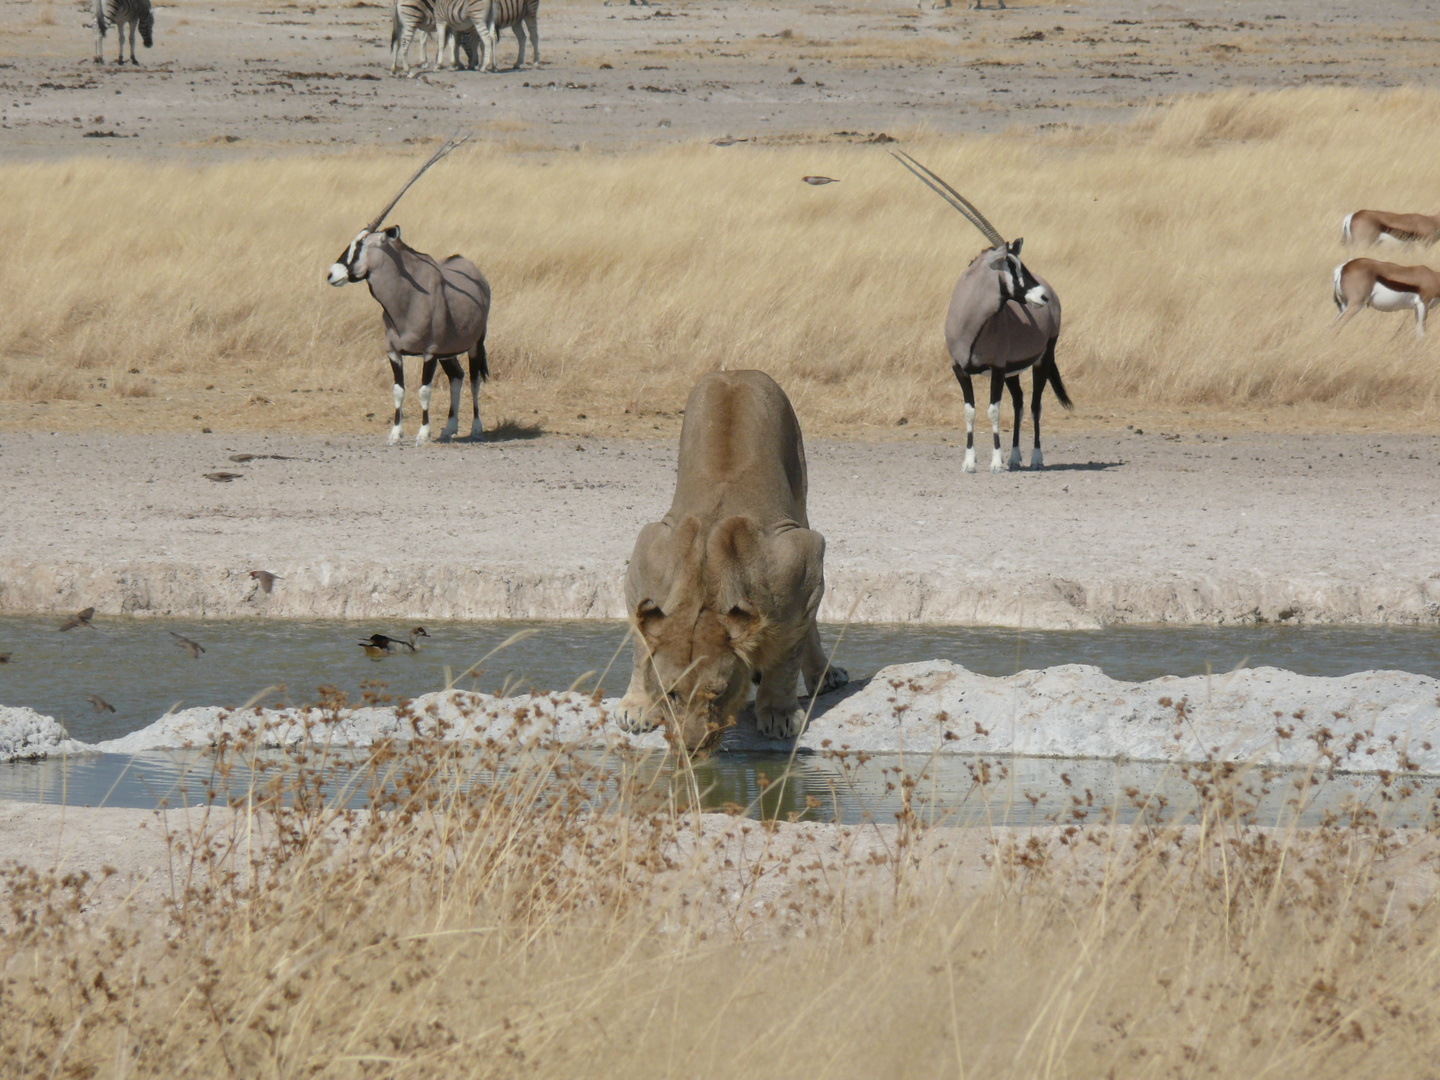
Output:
2,615,1438,744
3,747,1433,829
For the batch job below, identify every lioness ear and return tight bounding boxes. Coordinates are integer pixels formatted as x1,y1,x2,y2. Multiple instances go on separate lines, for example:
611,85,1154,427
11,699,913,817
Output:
722,601,762,654
634,599,665,648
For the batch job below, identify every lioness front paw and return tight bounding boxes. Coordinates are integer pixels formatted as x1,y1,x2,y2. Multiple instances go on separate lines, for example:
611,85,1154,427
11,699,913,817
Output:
615,695,658,734
756,703,805,741
815,665,849,695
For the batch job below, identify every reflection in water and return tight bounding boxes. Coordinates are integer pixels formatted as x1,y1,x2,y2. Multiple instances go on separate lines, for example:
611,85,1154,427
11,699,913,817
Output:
0,615,1437,745
3,748,1433,829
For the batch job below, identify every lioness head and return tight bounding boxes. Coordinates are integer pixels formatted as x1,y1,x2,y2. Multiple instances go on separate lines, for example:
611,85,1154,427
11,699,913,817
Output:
630,594,763,750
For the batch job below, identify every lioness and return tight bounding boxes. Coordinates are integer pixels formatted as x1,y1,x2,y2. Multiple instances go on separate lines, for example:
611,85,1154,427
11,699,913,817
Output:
616,370,848,750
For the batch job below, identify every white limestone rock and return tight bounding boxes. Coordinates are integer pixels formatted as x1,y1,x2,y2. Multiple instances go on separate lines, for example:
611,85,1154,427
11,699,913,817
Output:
786,661,1440,772
0,706,76,762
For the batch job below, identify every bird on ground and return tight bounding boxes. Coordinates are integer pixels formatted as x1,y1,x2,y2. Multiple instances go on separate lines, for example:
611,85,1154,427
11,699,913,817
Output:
169,631,206,658
801,175,839,185
357,627,429,657
86,694,116,713
58,607,96,632
0,653,10,664
250,570,281,594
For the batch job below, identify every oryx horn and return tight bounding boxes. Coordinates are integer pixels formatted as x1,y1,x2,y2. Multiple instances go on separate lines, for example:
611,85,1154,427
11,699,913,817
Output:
889,149,1005,248
365,133,471,233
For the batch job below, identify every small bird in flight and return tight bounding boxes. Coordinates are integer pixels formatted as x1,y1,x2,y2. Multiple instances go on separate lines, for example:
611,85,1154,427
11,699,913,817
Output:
250,570,281,594
357,627,429,657
58,607,96,632
86,694,116,713
170,631,206,658
801,175,839,185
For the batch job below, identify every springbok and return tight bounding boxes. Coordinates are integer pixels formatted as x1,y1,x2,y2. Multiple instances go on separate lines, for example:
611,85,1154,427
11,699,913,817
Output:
890,150,1070,472
1333,258,1440,339
328,137,492,445
1342,210,1440,248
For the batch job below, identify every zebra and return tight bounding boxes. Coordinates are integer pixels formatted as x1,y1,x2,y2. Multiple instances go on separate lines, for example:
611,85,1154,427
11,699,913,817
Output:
391,0,477,74
478,0,539,73
433,0,538,71
93,0,153,65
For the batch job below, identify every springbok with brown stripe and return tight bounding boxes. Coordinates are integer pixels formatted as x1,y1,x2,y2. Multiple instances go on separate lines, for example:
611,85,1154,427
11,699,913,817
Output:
1333,258,1440,339
1342,210,1440,248
890,150,1071,472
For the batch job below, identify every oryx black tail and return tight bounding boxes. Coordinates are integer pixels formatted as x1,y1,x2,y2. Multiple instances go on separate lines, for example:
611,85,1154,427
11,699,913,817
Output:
1040,339,1072,411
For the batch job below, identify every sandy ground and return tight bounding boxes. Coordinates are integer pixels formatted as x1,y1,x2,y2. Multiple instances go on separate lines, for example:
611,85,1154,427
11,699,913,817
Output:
2,428,1438,626
1,0,1438,161
5,803,1438,938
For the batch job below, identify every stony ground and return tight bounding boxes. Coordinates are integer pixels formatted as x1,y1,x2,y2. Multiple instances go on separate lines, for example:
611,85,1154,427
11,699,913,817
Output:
2,428,1438,626
2,0,1438,161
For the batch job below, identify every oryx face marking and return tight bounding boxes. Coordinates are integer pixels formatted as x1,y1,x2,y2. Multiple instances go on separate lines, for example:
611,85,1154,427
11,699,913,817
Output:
328,226,400,287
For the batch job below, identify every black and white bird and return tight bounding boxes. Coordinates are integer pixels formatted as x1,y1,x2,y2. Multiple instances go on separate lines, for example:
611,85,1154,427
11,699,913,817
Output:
358,627,430,657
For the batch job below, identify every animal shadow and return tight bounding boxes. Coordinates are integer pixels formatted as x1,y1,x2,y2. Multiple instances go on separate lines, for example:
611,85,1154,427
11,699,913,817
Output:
1034,460,1124,473
483,417,544,442
713,673,874,753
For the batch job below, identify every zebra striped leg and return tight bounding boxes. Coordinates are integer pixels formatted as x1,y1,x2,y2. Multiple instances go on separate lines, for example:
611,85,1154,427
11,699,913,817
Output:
524,12,538,65
1005,374,1024,470
387,352,406,445
416,357,439,445
126,21,138,64
480,27,496,71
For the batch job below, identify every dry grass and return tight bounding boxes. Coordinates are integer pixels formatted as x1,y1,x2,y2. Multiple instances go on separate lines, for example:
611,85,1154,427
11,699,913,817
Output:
4,692,1440,1077
2,87,1439,437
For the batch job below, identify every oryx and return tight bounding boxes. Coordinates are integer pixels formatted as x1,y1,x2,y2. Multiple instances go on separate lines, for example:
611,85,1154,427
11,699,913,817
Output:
1333,258,1440,339
891,150,1070,472
328,137,492,445
1342,210,1440,248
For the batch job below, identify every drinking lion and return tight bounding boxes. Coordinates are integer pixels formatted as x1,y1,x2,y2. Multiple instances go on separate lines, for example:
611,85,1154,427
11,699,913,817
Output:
616,370,848,750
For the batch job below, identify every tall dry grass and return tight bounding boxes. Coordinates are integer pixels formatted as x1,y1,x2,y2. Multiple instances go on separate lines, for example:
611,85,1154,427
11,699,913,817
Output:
4,692,1440,1077
2,86,1439,434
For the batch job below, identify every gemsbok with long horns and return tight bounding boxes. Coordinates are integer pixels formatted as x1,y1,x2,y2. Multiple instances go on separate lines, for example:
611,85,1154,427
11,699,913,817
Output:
890,150,1070,472
1333,258,1440,339
328,136,492,445
1342,210,1440,248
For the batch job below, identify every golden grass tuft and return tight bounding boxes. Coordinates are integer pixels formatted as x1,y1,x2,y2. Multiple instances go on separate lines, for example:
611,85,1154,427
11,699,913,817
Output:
1,87,1438,435
3,692,1440,1077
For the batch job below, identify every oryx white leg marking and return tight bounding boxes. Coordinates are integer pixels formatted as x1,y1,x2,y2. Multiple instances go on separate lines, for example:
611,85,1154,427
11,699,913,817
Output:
416,382,433,445
1009,445,1023,469
388,353,405,445
963,403,976,473
988,402,1003,472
